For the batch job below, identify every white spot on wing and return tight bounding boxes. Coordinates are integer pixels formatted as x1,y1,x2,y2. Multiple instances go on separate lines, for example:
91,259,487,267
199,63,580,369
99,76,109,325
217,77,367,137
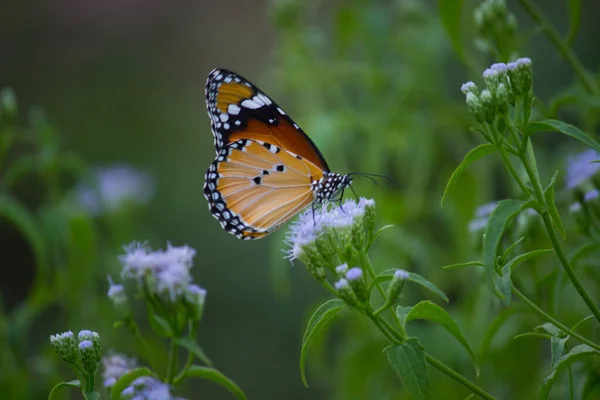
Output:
228,104,241,115
219,113,229,122
241,99,261,109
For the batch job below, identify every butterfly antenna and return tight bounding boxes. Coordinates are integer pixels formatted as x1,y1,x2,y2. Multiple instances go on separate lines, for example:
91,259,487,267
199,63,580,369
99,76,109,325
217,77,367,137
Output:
348,172,392,185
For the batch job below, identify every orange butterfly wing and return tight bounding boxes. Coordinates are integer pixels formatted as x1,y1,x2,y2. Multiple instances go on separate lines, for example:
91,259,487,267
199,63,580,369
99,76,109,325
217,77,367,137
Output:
205,68,330,173
204,139,324,239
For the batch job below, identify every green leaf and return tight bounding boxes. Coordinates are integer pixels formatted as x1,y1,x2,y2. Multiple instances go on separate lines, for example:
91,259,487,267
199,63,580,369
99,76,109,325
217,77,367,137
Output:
147,311,173,338
551,335,570,368
566,0,581,45
536,322,562,337
300,299,345,387
499,249,554,305
83,392,100,400
184,365,247,400
483,199,524,297
544,171,566,239
442,261,484,270
110,367,155,400
374,224,395,239
441,143,496,206
438,0,465,60
371,270,448,303
526,119,600,153
48,380,81,400
570,242,600,266
539,344,599,399
384,338,434,400
404,300,479,376
502,237,525,261
0,195,49,282
174,337,213,366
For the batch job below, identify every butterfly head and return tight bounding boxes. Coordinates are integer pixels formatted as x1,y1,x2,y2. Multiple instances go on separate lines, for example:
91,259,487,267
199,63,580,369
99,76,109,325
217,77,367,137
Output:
312,173,353,204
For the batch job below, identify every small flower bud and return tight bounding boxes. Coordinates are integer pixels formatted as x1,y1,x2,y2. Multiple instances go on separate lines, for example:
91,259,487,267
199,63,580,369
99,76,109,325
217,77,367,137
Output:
335,263,349,276
335,278,361,308
107,277,127,308
461,81,478,95
516,57,533,96
479,89,495,123
387,269,409,302
346,267,369,302
483,68,500,88
185,284,207,321
490,63,508,76
466,92,484,123
495,83,509,114
79,340,100,374
50,331,78,364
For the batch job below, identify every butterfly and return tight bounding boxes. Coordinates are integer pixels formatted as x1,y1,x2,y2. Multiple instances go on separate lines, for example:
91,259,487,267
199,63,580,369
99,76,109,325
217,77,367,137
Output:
203,68,353,240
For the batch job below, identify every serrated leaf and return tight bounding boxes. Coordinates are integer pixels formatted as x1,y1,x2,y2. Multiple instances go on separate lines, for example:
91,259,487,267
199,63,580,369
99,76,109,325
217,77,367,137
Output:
48,380,81,400
544,171,566,239
526,119,600,153
404,301,479,376
539,344,599,399
441,143,496,206
184,365,247,400
174,337,213,366
110,367,154,400
483,199,524,297
566,0,581,45
384,338,434,400
499,249,554,305
300,299,344,387
439,0,465,60
371,270,448,302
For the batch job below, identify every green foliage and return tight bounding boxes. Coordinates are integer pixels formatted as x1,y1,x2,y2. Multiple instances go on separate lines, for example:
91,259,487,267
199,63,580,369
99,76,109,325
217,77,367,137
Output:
384,339,433,400
300,299,345,387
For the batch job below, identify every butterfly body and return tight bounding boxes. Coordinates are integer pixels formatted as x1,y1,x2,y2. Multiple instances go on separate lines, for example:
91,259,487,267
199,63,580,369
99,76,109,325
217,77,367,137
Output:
203,69,351,239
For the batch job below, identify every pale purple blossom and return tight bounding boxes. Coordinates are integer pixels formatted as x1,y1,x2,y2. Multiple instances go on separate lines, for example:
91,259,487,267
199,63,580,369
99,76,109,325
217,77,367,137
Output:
78,330,98,341
569,202,582,213
50,331,74,345
507,61,518,71
469,202,498,233
584,189,600,202
346,267,363,281
394,269,409,280
335,263,349,275
78,340,93,350
566,149,600,189
335,279,349,290
483,68,498,79
461,81,477,94
490,62,508,74
107,276,126,305
102,353,137,388
74,164,155,216
517,57,531,66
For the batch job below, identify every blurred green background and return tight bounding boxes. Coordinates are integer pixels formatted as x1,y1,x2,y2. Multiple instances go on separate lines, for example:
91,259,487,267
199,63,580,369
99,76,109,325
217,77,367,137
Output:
2,0,600,399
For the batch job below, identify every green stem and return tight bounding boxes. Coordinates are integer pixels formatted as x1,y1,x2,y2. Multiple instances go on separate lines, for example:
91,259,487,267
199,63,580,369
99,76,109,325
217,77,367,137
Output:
424,355,495,400
519,141,600,324
497,144,530,196
359,252,407,336
511,284,600,351
165,340,177,383
368,312,495,400
517,0,598,94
